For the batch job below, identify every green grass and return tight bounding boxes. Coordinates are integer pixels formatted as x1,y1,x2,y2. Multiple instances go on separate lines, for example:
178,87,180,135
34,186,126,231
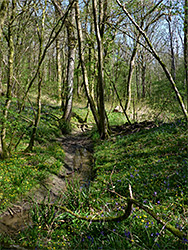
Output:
0,142,64,211
91,119,188,249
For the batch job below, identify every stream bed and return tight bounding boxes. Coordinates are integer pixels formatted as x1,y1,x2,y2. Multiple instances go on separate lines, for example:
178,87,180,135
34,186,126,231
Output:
0,132,94,249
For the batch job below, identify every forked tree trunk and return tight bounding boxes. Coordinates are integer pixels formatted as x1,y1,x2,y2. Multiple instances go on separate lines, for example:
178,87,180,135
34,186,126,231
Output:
166,16,176,81
125,33,141,111
92,0,108,139
75,0,100,129
54,0,62,105
0,0,15,158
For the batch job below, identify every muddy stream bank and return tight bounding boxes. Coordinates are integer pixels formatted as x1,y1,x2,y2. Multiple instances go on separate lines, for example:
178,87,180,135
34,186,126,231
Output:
0,132,94,249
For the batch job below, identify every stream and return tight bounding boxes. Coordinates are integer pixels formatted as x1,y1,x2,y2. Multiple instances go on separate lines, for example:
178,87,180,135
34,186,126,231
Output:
0,132,94,249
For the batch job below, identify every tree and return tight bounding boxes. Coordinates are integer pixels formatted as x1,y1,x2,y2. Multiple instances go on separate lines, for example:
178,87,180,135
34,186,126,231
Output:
116,0,188,122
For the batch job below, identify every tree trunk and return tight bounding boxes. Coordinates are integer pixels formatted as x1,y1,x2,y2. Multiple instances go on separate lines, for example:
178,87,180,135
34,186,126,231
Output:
54,1,62,105
125,33,141,111
166,17,176,81
0,0,9,38
0,0,15,158
92,0,108,139
25,0,47,152
75,0,100,129
141,54,146,98
63,5,76,122
136,64,141,100
185,0,188,109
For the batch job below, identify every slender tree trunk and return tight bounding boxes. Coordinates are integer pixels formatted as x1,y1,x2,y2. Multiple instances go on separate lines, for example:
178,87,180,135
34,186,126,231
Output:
75,0,100,129
116,0,188,121
0,0,15,158
141,54,146,98
56,38,62,104
92,0,108,139
0,54,2,95
63,6,76,122
25,1,47,152
167,17,176,81
55,1,62,105
136,64,141,100
125,33,141,111
0,0,9,38
185,0,188,109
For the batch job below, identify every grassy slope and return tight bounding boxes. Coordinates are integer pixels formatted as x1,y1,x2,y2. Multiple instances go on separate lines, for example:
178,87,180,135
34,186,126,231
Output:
90,120,188,249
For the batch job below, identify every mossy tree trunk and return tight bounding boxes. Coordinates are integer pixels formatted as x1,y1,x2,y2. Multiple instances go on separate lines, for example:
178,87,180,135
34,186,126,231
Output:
55,0,62,105
0,0,9,38
0,0,15,159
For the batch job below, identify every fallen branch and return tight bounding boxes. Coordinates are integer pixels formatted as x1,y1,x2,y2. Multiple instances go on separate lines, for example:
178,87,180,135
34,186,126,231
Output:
60,190,187,241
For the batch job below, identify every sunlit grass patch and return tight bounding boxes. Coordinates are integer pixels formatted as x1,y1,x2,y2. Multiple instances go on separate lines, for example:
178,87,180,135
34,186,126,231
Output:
0,156,38,210
0,143,64,211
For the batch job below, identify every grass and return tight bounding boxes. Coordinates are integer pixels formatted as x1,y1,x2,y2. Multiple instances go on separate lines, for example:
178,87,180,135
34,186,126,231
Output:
91,119,188,249
0,143,64,211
